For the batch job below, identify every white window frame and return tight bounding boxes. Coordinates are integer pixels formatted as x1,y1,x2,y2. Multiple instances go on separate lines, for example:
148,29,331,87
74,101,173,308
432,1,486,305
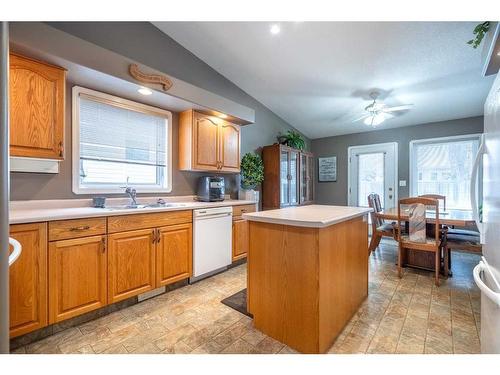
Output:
409,133,482,209
72,86,173,195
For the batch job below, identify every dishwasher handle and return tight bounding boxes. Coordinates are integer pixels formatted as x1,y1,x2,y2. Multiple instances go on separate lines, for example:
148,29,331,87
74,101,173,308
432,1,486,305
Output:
195,212,232,221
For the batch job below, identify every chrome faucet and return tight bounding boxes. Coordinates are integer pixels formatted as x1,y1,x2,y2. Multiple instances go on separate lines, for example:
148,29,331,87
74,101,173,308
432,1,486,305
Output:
121,177,138,206
125,187,138,206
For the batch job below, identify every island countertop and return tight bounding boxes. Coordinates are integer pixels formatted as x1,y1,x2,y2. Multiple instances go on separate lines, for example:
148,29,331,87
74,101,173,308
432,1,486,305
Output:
242,204,372,228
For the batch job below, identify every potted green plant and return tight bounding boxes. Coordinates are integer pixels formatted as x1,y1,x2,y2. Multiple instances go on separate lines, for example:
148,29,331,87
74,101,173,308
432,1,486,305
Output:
278,130,306,150
239,152,264,202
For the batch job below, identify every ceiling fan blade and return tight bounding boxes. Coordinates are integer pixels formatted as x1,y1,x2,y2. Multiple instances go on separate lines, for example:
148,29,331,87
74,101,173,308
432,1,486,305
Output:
351,114,371,123
383,104,414,112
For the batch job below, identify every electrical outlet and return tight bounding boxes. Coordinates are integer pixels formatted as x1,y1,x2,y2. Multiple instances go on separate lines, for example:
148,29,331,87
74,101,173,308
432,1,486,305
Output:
399,180,407,187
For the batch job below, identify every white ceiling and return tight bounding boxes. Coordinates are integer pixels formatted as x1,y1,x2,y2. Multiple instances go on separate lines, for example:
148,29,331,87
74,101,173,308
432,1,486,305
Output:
153,22,496,139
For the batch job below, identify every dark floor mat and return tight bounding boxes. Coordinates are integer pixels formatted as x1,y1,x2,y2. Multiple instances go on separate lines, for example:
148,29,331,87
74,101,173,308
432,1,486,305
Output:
220,288,253,318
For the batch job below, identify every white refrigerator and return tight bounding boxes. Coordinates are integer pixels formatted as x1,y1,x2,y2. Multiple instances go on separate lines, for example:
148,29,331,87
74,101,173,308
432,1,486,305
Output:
473,71,500,353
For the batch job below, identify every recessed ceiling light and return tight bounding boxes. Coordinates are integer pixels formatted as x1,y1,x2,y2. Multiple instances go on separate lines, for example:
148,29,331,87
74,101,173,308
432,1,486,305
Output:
497,50,500,56
138,87,153,96
270,24,280,35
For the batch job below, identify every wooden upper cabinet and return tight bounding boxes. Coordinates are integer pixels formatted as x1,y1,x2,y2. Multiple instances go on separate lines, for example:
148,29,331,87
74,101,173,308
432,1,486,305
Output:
9,223,48,338
156,223,192,287
48,235,107,324
108,229,156,304
194,113,220,171
9,53,66,159
179,109,240,172
220,122,241,172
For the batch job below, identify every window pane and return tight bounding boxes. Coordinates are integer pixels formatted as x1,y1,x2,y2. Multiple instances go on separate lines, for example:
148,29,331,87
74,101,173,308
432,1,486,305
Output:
358,153,385,208
414,139,478,210
80,159,160,185
75,90,170,192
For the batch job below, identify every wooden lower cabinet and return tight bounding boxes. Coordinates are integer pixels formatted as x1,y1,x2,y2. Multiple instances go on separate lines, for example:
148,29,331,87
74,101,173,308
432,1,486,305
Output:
156,223,192,286
9,223,48,338
48,235,107,324
232,219,249,261
108,229,156,304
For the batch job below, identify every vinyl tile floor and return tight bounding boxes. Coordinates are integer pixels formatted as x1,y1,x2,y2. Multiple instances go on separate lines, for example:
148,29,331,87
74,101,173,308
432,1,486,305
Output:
12,239,482,354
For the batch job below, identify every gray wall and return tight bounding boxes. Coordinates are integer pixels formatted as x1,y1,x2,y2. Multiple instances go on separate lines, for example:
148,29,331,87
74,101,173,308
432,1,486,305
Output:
312,116,484,205
10,22,309,201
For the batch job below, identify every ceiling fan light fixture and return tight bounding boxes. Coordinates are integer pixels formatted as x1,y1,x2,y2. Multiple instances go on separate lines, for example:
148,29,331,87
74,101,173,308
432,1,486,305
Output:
364,113,386,127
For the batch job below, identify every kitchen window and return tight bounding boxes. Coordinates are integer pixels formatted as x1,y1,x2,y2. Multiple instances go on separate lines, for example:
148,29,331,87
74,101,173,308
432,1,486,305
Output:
409,134,481,210
72,86,172,194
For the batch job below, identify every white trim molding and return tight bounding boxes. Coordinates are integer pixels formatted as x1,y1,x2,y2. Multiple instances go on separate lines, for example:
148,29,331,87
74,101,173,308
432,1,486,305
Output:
72,86,173,195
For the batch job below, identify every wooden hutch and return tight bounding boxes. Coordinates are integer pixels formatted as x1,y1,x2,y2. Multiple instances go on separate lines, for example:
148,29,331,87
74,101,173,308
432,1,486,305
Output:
262,144,314,210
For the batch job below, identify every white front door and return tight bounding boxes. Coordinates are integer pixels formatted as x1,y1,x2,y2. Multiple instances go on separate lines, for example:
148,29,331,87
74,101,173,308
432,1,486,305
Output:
348,142,398,209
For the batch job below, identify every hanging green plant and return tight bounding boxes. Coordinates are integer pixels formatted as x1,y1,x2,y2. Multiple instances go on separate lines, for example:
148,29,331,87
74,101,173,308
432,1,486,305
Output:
240,152,264,189
278,130,306,150
467,22,490,49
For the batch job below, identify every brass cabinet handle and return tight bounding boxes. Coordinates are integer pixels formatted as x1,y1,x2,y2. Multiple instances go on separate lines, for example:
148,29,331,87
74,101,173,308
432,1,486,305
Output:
241,209,247,213
58,141,64,157
69,225,90,231
152,229,156,244
101,237,106,253
157,229,161,244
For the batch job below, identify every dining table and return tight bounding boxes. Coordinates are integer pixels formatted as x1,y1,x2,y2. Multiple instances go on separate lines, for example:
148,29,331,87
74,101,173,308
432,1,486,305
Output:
374,207,476,275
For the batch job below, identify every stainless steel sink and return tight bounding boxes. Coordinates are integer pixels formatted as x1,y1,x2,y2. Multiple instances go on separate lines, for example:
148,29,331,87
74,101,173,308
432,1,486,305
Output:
105,202,187,210
105,204,149,210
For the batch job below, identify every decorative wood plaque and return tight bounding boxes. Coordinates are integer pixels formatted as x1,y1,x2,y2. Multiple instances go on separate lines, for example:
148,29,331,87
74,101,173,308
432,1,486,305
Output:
129,64,173,91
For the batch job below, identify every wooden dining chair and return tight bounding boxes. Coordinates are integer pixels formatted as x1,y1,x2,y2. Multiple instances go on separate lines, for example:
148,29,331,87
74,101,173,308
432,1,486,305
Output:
367,193,395,253
396,197,444,286
441,229,482,277
419,194,446,211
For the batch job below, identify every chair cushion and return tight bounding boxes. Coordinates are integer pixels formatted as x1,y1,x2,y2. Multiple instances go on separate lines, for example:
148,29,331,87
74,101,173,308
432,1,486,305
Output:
446,228,480,237
446,233,480,245
401,235,441,246
376,222,394,233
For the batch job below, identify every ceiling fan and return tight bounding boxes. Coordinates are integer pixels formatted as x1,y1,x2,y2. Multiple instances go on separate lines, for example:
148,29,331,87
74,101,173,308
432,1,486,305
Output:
353,92,413,127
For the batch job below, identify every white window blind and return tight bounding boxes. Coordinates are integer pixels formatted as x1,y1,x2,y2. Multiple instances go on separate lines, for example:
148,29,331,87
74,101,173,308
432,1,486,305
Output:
410,135,480,210
72,87,172,194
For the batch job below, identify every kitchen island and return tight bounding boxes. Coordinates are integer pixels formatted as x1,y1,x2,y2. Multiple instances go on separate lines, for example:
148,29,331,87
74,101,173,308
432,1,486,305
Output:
243,205,372,353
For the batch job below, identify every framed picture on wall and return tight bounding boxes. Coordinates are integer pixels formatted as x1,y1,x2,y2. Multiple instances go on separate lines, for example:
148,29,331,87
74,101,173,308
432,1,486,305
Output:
318,156,337,182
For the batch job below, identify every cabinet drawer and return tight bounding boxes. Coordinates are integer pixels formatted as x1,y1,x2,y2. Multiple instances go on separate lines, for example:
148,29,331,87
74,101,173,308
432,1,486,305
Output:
232,204,256,219
49,217,106,241
107,210,193,233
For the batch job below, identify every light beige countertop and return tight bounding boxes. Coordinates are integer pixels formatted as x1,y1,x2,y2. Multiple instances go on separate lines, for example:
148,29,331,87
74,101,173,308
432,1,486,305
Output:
242,204,372,228
9,196,256,224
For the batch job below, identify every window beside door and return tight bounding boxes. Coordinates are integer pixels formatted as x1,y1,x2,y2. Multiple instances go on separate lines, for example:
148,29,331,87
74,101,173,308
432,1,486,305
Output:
410,134,481,210
72,87,172,194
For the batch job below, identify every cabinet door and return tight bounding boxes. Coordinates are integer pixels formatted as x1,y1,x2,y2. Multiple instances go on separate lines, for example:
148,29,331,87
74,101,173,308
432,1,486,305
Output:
232,219,249,261
300,153,314,205
307,155,314,203
48,235,107,324
156,224,192,287
220,122,240,172
9,53,65,159
9,223,48,338
108,229,156,303
280,150,290,206
289,150,300,206
193,112,219,171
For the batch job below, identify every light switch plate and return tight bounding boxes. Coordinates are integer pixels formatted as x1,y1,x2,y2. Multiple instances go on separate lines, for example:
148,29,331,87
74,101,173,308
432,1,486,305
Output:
399,180,407,187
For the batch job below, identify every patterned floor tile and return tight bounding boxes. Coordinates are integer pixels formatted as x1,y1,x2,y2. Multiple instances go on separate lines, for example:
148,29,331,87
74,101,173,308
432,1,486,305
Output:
11,240,481,355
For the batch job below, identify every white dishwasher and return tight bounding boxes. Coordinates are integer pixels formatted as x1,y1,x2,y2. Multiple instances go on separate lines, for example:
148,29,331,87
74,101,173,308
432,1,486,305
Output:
191,206,233,282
